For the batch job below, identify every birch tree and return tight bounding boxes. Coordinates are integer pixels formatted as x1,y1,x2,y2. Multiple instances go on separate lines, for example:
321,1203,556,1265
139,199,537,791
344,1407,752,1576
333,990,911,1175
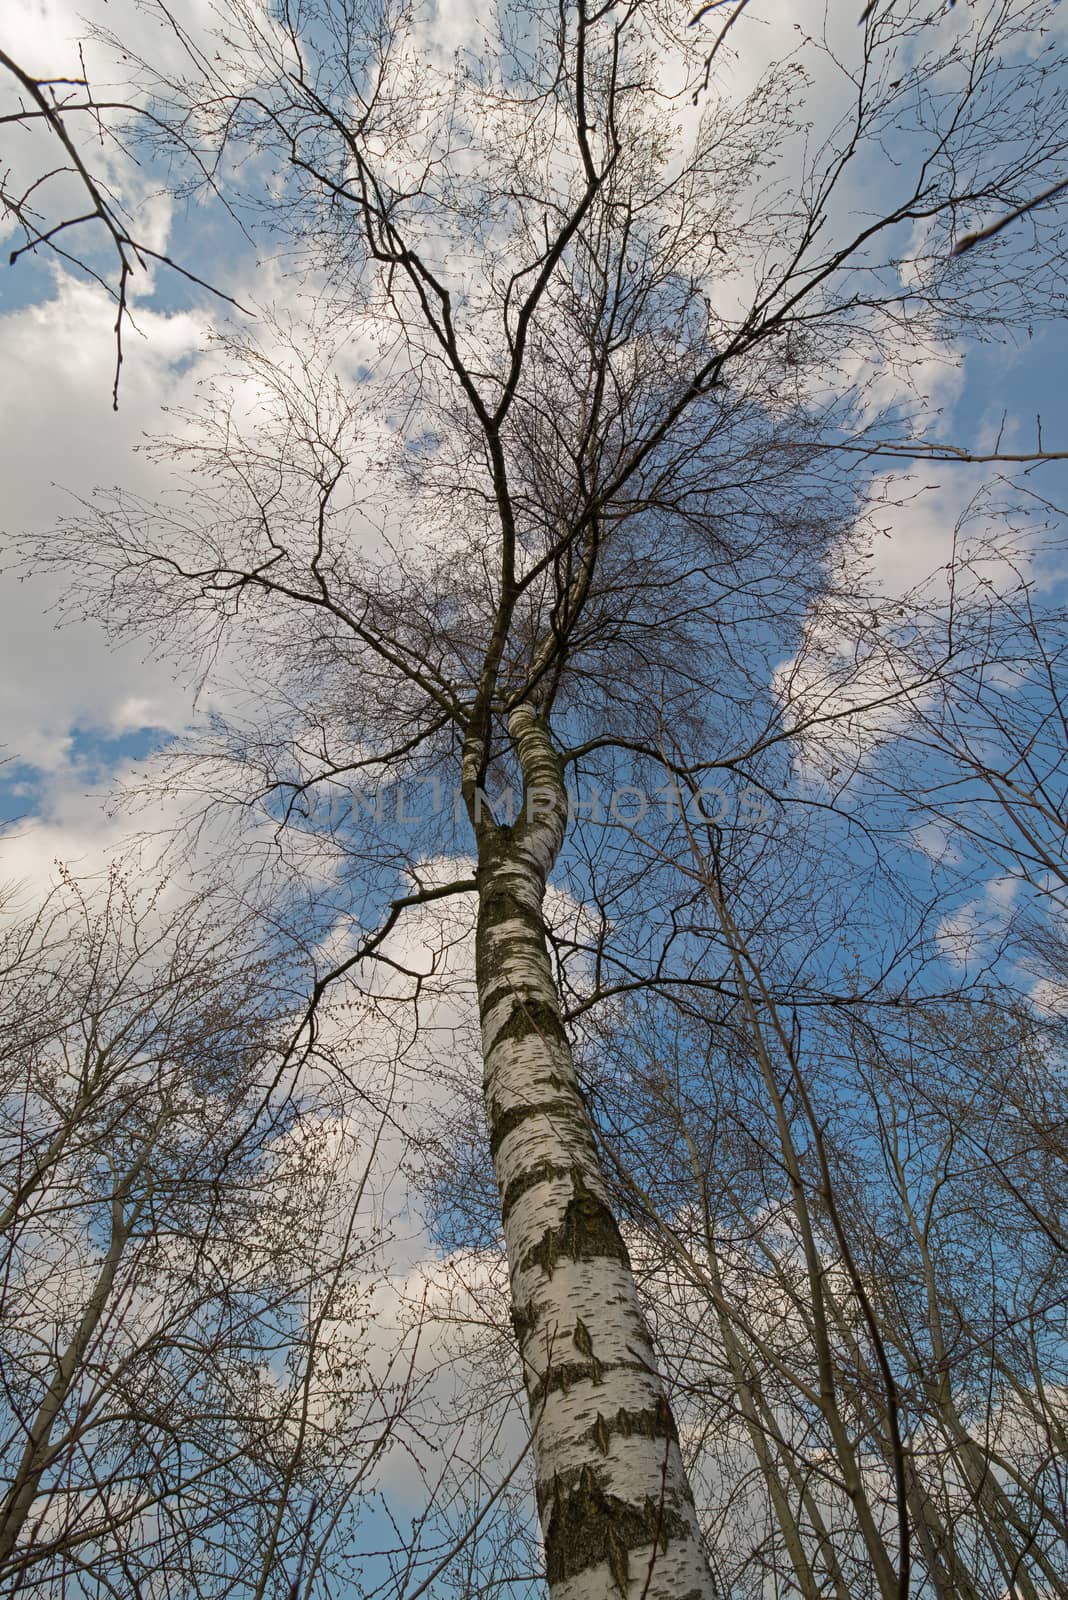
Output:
564,867,1068,1597
19,1,1068,1595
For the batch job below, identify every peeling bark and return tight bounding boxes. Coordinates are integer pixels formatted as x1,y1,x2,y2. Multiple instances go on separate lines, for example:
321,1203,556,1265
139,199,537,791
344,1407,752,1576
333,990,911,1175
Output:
474,705,717,1600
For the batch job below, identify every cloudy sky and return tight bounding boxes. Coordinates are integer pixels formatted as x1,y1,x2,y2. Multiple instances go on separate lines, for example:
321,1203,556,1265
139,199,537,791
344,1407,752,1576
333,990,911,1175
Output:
3,0,1068,921
0,0,242,898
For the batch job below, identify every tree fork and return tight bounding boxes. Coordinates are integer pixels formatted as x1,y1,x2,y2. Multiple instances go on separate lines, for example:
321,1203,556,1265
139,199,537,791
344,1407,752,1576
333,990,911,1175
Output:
474,705,716,1600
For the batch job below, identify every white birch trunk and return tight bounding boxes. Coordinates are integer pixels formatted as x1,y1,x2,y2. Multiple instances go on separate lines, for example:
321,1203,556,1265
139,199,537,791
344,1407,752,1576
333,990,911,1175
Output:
474,705,717,1600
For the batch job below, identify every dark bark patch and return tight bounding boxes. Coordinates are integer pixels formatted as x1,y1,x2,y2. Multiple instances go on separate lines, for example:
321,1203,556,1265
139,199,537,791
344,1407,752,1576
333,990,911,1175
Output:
501,1160,572,1225
521,1167,631,1280
510,1297,537,1346
596,1397,679,1448
573,1317,602,1383
478,886,545,938
542,1462,687,1596
487,1098,581,1162
529,1358,649,1407
478,960,559,1026
487,996,568,1052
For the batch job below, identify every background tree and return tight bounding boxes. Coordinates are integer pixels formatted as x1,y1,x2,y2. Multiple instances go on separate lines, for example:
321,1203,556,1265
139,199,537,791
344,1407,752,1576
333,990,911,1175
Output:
557,828,1068,1598
0,864,479,1599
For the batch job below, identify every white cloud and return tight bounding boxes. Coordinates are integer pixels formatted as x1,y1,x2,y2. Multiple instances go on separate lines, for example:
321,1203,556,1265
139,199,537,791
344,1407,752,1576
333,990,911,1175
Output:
0,273,208,675
910,822,964,867
773,459,1038,787
0,262,221,896
936,873,1018,969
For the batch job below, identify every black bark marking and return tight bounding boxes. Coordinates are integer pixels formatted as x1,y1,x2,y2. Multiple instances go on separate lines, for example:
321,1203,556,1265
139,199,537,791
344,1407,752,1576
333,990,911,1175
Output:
501,1160,572,1225
487,1098,584,1162
573,1317,602,1383
487,996,569,1052
521,1167,631,1280
530,1360,684,1427
510,1297,537,1345
541,1462,687,1595
478,886,545,938
595,1397,679,1447
529,1358,652,1407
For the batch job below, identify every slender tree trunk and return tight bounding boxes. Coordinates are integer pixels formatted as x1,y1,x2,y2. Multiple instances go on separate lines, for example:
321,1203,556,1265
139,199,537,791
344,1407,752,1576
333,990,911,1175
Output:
0,1186,133,1566
701,1245,824,1600
888,1140,1056,1598
902,1458,985,1600
473,705,716,1600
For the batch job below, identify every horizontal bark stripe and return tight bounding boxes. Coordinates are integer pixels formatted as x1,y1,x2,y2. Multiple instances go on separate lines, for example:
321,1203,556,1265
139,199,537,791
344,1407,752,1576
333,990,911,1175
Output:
487,1098,586,1163
501,1160,574,1225
483,995,570,1054
479,972,557,1017
478,891,546,937
528,1358,664,1411
586,1398,680,1454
